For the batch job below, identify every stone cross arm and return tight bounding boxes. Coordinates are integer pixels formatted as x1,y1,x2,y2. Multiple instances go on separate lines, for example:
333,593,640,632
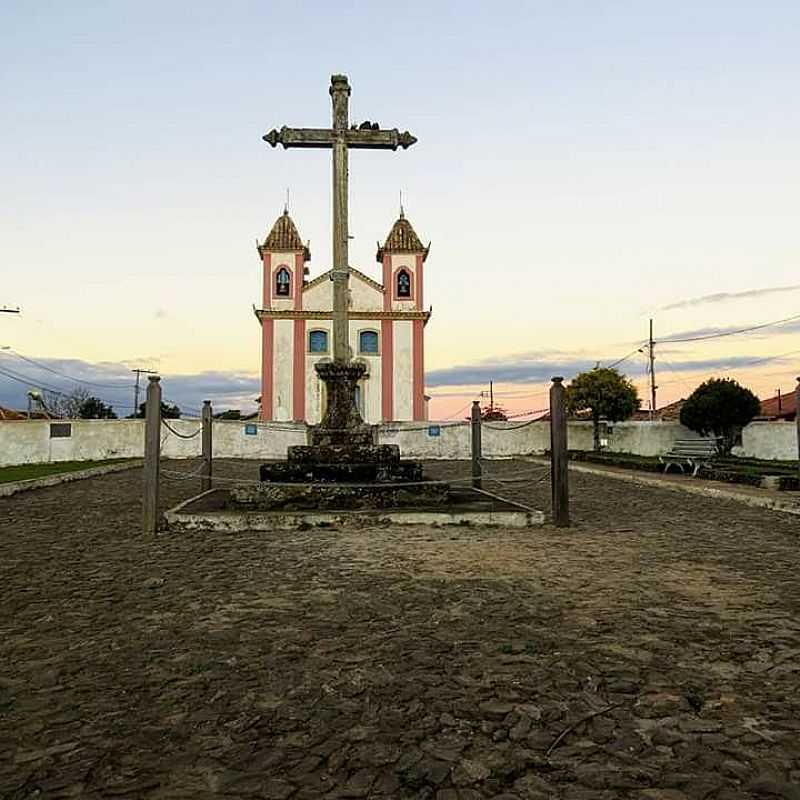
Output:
263,125,417,151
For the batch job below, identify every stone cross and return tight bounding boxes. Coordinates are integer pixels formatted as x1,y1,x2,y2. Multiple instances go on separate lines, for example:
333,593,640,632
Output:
264,74,417,363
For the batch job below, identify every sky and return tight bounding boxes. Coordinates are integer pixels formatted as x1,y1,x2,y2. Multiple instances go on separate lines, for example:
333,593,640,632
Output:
2,1,799,418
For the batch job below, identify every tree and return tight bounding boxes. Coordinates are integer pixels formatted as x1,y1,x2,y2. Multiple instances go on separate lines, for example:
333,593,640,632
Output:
78,396,117,419
215,409,242,420
481,404,508,422
566,367,640,451
137,400,181,419
46,387,90,419
679,378,760,455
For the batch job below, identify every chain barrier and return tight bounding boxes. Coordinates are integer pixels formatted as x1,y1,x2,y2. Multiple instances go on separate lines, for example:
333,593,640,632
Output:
161,419,203,439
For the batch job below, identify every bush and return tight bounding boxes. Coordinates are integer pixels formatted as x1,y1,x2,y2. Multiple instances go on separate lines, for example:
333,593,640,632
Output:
679,378,760,455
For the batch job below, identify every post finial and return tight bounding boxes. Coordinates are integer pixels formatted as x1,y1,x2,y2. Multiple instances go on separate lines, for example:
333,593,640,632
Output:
552,376,564,384
148,375,160,383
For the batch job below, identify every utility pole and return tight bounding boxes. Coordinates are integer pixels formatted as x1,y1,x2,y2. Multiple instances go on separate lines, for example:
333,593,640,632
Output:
132,368,158,418
648,319,657,419
489,380,494,414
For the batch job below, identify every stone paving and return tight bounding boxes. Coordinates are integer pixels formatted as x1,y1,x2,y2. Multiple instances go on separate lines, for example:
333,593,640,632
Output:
1,459,799,799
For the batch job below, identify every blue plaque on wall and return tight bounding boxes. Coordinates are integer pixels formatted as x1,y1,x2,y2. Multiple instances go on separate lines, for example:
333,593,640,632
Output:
244,423,258,436
428,425,441,437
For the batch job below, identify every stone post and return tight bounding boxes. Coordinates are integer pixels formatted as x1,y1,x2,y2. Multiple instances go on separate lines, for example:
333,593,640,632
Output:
550,377,570,528
142,376,161,534
201,400,212,493
471,400,482,489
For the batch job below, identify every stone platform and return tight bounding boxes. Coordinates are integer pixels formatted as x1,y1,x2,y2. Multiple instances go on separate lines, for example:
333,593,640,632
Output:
166,487,544,531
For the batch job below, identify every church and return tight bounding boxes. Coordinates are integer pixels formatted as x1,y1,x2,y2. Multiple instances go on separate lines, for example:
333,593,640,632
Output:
255,209,431,423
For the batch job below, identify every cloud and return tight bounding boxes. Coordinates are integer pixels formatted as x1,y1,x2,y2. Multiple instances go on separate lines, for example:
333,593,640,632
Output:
657,318,800,343
426,349,794,391
662,284,800,311
427,352,620,388
0,353,259,415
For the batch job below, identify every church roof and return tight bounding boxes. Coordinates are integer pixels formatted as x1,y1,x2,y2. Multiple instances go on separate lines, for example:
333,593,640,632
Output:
304,267,384,294
258,210,310,260
376,212,430,262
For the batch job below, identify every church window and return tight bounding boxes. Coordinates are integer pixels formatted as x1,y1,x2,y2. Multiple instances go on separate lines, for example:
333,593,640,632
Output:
359,330,379,354
308,329,328,353
275,267,291,296
397,269,411,298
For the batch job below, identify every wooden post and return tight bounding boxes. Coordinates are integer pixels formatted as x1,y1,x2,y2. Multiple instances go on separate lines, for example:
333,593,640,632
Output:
796,377,800,483
471,400,482,489
142,376,161,534
550,376,570,528
201,400,213,493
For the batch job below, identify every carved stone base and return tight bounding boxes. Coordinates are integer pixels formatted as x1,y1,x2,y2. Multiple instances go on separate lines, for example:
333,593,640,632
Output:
254,357,438,511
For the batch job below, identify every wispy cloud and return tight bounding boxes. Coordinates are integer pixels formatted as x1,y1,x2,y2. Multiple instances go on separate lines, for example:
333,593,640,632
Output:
657,319,800,343
426,351,637,388
662,284,800,311
0,353,259,415
426,349,795,391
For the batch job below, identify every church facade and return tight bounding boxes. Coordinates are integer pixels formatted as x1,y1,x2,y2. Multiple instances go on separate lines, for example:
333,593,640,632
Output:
255,210,431,423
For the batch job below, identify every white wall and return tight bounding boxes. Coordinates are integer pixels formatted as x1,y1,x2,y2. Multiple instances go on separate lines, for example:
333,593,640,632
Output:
735,421,797,460
273,319,294,420
0,418,795,467
393,321,413,420
0,419,307,467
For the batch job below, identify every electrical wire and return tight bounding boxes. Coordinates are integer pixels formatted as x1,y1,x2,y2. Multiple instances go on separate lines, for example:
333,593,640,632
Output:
657,311,800,344
4,349,134,390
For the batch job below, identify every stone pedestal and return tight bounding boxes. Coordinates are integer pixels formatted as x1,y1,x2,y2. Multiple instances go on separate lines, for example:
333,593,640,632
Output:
253,358,444,510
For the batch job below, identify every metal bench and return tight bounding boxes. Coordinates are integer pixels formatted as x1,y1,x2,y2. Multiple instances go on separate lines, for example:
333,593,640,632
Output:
659,438,720,477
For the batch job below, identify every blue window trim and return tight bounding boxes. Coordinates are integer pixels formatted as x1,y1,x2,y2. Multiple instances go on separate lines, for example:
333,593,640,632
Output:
359,330,379,354
308,329,329,353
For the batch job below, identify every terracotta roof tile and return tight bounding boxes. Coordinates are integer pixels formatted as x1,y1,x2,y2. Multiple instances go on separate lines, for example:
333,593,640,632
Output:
259,211,310,259
759,391,797,420
376,213,429,261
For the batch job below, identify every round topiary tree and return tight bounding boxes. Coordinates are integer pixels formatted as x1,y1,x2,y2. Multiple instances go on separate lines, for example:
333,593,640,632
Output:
565,367,640,451
679,378,760,455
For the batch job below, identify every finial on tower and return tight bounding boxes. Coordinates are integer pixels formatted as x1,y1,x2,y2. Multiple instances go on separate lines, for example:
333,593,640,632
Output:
284,187,290,215
399,190,404,219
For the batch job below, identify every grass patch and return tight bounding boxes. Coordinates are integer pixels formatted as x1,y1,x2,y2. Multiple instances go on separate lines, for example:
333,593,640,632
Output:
570,451,798,490
0,460,130,484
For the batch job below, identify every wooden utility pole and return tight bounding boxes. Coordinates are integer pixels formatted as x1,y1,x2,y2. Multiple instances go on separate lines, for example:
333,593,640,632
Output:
142,376,162,534
264,75,417,364
471,400,482,489
201,400,213,493
549,377,570,527
648,319,657,419
132,368,157,419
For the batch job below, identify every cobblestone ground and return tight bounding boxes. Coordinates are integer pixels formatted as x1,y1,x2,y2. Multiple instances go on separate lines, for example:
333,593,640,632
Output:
1,459,799,800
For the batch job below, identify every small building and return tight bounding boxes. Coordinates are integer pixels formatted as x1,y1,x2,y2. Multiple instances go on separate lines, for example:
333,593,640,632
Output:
254,210,431,423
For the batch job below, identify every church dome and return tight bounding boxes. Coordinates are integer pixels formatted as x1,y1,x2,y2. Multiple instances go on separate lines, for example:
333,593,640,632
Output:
376,212,429,262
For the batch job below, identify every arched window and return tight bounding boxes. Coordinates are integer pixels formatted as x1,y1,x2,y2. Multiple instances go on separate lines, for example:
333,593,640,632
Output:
359,330,379,354
308,329,328,353
275,267,291,297
397,269,411,298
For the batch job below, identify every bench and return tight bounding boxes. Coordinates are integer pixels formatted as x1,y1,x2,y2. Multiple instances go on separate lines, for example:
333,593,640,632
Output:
659,438,720,477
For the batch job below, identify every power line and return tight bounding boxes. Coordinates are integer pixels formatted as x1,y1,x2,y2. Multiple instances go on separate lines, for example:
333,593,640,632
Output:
658,311,800,344
4,349,134,390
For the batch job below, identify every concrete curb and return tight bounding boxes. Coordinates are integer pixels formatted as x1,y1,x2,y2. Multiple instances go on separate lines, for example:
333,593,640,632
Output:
526,458,800,517
0,460,142,498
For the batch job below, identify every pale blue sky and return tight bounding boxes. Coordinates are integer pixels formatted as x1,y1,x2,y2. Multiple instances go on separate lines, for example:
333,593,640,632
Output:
2,2,799,415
